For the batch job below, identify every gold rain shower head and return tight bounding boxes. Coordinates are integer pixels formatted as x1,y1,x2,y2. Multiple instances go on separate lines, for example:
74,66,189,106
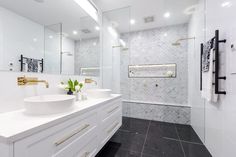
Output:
172,37,195,46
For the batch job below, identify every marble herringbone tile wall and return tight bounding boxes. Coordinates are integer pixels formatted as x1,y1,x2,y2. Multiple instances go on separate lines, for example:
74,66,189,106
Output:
120,24,189,124
122,101,190,124
121,23,188,106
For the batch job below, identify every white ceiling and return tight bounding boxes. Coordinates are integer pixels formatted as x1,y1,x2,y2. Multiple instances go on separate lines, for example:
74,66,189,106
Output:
93,0,199,33
0,0,199,40
0,0,100,40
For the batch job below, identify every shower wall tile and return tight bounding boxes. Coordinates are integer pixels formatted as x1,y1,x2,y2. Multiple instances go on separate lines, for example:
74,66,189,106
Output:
122,101,190,125
121,24,188,106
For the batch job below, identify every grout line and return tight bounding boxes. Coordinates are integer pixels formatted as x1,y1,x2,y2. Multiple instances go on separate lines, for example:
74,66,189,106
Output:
118,129,131,133
163,137,180,142
140,120,151,157
175,125,186,157
179,140,204,146
163,137,204,146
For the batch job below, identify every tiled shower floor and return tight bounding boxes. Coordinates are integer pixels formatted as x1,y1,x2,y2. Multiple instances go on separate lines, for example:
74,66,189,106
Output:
96,117,212,157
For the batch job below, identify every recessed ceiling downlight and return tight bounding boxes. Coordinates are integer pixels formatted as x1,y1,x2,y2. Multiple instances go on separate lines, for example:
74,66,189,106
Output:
73,30,78,35
34,0,44,3
130,19,136,25
164,12,170,18
95,26,100,31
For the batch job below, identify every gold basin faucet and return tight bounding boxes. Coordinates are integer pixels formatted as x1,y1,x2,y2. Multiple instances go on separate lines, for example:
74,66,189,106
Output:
17,76,49,88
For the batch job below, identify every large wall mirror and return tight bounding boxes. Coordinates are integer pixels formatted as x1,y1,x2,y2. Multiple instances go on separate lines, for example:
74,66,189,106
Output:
0,0,100,76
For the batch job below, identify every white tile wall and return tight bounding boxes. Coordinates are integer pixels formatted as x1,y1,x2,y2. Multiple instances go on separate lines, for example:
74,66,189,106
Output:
189,0,236,156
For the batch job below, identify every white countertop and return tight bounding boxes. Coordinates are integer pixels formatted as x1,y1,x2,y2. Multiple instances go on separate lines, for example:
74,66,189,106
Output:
0,94,121,144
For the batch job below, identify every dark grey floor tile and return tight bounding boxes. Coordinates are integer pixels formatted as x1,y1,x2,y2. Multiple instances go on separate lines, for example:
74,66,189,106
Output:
120,117,150,135
147,121,179,139
142,154,163,157
182,142,212,157
142,154,162,157
96,143,141,157
109,130,146,153
98,118,211,157
176,124,202,144
143,137,184,157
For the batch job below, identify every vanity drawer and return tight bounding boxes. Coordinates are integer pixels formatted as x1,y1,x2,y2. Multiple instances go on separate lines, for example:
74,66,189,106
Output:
73,136,98,157
100,111,122,147
14,110,98,157
101,99,121,121
54,134,98,157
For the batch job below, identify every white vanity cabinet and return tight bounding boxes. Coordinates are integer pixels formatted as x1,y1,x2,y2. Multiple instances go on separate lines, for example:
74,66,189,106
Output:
0,96,122,157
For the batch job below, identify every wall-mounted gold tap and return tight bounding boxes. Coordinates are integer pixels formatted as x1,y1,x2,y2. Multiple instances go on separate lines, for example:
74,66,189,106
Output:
84,78,97,85
17,76,49,88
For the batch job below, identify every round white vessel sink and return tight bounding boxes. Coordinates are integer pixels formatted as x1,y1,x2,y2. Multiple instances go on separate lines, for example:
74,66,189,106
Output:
86,89,112,99
24,95,75,115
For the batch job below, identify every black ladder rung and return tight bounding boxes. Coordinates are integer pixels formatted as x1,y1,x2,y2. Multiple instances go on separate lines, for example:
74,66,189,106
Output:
217,91,227,95
218,76,226,80
219,39,227,43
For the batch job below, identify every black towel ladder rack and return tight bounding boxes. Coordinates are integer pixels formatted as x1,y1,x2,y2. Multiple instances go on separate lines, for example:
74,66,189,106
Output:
200,30,226,95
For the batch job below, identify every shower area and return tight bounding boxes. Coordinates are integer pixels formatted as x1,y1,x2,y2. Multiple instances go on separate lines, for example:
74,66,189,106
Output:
101,6,192,125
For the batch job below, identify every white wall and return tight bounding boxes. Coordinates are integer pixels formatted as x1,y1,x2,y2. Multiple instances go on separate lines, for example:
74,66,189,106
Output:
204,0,236,156
190,0,236,156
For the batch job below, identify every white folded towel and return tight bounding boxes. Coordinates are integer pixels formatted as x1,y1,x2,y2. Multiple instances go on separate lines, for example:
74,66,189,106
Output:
201,48,218,102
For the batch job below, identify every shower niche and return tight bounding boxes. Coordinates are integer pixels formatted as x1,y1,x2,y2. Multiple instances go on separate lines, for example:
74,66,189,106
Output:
128,63,176,78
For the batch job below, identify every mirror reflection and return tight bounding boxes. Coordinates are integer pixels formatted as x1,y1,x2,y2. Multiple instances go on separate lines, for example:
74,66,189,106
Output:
0,0,100,76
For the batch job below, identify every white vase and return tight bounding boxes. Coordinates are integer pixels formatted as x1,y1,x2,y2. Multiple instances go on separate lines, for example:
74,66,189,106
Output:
74,93,79,101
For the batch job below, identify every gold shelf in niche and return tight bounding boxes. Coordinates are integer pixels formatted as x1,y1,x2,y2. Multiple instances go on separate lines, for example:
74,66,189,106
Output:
128,63,177,78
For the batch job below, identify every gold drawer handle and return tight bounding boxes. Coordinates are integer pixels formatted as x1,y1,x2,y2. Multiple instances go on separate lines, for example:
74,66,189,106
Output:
55,124,90,146
107,106,119,114
107,122,119,134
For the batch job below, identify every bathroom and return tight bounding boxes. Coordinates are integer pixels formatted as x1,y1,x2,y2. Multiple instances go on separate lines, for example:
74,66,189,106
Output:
0,0,235,157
